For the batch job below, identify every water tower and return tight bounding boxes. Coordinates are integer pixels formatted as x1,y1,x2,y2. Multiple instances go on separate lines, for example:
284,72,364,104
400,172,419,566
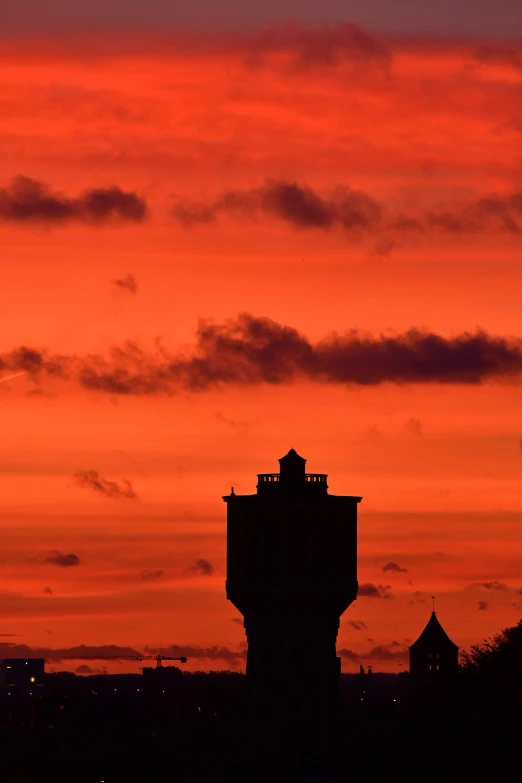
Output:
224,449,361,779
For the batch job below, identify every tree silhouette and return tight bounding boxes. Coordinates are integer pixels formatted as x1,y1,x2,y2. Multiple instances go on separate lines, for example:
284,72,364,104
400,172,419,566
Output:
461,618,522,678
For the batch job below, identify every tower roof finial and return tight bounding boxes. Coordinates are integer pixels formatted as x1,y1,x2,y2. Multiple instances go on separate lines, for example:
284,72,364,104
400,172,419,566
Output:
431,595,435,613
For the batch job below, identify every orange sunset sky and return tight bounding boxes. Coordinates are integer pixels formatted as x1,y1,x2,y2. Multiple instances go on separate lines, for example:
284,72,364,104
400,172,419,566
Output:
1,8,522,673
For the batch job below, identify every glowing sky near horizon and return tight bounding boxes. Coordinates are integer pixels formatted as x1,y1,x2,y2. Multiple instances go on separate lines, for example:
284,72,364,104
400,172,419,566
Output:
1,6,522,673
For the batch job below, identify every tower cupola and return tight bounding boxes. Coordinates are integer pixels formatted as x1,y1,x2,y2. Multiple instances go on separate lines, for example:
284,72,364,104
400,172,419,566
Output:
278,448,306,486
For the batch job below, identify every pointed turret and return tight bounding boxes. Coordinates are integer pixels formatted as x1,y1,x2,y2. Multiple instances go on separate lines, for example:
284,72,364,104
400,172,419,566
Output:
409,610,459,676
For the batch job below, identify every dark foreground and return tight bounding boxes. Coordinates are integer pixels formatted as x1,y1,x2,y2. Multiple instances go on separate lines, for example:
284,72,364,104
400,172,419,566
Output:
0,669,518,783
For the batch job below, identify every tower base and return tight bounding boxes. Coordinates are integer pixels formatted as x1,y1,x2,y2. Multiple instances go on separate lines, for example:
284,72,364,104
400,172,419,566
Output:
244,614,342,781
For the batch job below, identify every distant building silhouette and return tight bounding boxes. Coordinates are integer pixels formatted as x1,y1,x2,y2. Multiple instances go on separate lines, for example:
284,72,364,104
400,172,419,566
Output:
224,449,362,780
409,611,459,676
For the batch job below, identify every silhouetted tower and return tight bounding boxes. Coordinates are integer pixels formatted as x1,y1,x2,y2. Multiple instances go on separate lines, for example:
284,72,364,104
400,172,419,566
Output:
409,609,459,676
224,449,362,779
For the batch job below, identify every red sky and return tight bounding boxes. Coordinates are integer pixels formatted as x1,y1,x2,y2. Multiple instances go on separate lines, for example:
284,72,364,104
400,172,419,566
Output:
1,20,522,673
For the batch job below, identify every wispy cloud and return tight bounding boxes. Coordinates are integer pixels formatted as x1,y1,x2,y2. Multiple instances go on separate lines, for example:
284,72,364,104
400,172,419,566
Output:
358,583,395,600
339,641,408,664
0,642,142,662
475,46,522,71
74,470,138,500
468,581,509,591
382,561,408,574
172,178,522,237
346,620,368,631
245,21,391,71
172,179,381,232
140,569,164,581
43,552,80,567
112,273,138,294
215,411,251,432
188,559,214,576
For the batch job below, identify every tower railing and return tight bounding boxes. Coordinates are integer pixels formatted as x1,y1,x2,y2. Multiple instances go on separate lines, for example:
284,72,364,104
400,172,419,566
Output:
257,473,328,484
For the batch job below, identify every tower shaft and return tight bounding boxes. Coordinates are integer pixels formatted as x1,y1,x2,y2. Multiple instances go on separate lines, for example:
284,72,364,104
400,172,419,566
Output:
244,614,341,772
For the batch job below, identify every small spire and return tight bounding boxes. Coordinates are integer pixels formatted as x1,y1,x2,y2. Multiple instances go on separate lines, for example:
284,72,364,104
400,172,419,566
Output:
431,595,435,613
231,487,235,495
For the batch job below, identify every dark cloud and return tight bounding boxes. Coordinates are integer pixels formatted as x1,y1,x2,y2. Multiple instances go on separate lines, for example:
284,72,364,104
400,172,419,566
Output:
140,569,164,581
144,644,245,666
346,620,368,631
468,581,509,591
475,46,522,71
516,588,522,595
0,176,147,225
246,21,391,70
188,559,214,576
172,178,522,237
358,583,394,600
43,551,80,568
112,273,138,294
0,634,20,637
382,561,408,574
427,192,522,235
338,648,360,662
74,470,138,500
478,600,489,611
4,314,522,396
43,586,53,594
339,641,408,664
0,643,142,662
75,664,102,674
173,179,382,233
